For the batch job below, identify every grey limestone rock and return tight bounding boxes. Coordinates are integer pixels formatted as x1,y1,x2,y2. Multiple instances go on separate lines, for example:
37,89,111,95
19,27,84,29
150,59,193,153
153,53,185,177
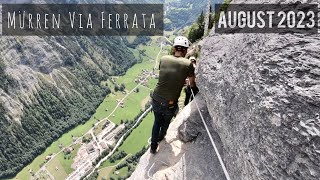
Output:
197,22,320,180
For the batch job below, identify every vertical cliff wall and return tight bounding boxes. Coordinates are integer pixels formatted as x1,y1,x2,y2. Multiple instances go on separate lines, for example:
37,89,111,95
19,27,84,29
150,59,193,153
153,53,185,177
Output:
197,28,320,180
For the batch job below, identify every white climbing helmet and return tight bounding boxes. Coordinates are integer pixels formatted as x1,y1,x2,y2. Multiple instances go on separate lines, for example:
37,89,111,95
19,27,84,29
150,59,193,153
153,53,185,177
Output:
173,36,189,48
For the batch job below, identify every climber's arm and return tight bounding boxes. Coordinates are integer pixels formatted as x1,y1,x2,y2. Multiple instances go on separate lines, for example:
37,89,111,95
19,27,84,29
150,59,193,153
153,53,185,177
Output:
187,62,196,87
187,75,195,87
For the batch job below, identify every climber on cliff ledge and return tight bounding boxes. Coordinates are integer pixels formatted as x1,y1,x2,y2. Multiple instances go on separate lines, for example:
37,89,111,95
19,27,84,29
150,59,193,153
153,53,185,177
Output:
150,36,196,154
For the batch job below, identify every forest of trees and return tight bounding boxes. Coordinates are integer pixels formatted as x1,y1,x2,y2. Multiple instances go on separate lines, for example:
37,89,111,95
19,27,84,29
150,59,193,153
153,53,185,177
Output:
187,7,214,43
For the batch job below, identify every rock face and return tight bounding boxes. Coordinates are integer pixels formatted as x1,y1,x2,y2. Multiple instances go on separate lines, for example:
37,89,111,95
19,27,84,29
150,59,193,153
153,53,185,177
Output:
131,2,320,180
197,23,320,180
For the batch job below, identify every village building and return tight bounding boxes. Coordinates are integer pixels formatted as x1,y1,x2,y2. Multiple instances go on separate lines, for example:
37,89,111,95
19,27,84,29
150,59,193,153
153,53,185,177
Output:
45,156,51,161
100,142,108,149
86,144,95,154
63,147,73,154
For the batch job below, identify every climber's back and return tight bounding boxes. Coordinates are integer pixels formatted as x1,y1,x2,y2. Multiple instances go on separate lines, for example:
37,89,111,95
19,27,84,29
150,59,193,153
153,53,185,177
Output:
153,55,194,102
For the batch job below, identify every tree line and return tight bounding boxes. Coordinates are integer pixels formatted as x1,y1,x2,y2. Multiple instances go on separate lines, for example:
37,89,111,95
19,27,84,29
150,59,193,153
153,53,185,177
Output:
187,0,233,43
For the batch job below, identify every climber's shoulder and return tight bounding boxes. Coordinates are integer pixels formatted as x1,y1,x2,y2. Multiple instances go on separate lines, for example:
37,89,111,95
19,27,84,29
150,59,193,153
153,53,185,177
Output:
160,55,175,62
160,55,190,66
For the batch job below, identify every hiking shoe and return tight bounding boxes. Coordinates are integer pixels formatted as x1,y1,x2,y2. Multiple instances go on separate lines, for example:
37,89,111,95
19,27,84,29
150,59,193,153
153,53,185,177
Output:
150,143,158,154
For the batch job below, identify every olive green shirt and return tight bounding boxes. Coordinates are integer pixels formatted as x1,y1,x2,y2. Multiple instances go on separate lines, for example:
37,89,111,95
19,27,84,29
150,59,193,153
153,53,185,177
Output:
153,55,195,101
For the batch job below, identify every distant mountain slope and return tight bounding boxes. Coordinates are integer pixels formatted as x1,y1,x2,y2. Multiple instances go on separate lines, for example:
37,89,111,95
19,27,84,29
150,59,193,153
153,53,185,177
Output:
164,0,223,31
0,36,136,178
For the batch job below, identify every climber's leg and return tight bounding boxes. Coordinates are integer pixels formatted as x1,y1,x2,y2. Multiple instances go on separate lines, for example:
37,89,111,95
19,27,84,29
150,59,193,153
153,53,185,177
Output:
158,104,178,142
151,110,164,144
151,111,163,153
184,86,191,106
150,100,165,153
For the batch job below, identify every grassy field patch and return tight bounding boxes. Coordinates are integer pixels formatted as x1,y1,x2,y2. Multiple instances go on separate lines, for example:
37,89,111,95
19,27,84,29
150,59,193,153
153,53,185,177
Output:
118,113,153,154
46,155,68,180
147,78,158,90
115,62,154,90
109,166,129,179
140,95,151,110
108,87,151,124
46,144,80,179
97,167,114,180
